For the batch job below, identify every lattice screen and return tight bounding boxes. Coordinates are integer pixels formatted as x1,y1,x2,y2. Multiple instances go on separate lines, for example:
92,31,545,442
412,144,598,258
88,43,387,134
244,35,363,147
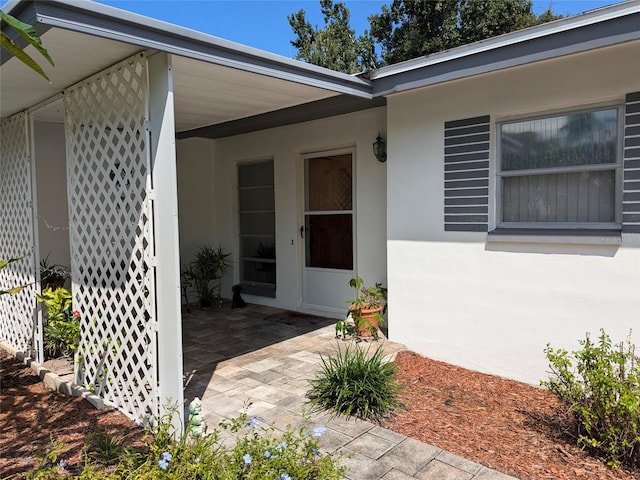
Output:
0,113,40,358
64,54,158,422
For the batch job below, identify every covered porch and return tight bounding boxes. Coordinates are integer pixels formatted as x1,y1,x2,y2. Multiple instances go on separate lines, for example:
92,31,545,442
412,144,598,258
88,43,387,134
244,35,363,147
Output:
0,0,384,427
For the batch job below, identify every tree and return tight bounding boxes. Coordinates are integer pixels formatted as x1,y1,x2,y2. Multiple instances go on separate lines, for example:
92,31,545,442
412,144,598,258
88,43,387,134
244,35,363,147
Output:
369,0,460,66
0,10,53,81
290,0,562,71
288,0,379,74
458,0,558,44
371,0,561,65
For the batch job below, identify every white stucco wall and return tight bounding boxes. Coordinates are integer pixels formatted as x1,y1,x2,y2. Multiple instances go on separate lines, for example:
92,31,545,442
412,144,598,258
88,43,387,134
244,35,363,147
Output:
176,137,217,270
34,121,70,276
177,106,387,315
386,42,640,384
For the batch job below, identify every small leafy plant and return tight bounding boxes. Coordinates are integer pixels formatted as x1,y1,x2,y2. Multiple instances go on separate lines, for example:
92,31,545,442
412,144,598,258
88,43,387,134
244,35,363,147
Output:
26,409,346,479
307,343,402,421
36,287,80,357
184,245,231,308
342,276,387,338
84,431,125,466
542,329,640,468
39,254,70,290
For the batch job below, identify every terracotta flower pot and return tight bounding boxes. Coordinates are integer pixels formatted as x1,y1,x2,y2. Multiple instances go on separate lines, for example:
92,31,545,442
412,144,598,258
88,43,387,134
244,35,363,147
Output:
353,305,383,337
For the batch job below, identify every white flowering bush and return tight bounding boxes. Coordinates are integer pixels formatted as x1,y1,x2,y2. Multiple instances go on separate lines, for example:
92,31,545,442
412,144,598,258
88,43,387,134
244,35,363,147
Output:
27,410,346,479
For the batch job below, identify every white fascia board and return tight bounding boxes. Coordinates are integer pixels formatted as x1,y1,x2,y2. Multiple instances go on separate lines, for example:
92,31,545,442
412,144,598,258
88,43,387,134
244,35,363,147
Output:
6,0,372,98
371,0,640,91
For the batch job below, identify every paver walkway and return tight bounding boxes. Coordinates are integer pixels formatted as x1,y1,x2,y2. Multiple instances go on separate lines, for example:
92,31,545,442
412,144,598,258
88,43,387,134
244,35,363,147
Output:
182,303,517,480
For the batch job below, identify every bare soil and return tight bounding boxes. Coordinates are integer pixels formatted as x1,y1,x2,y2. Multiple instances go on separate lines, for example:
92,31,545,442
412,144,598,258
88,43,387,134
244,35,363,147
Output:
1,348,637,479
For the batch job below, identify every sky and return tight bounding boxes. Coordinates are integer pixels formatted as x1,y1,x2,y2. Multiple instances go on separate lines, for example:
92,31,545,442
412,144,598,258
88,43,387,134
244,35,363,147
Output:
2,0,621,58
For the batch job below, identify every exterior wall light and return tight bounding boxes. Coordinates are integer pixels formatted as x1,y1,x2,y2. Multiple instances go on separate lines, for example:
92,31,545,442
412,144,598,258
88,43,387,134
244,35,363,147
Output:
373,134,387,163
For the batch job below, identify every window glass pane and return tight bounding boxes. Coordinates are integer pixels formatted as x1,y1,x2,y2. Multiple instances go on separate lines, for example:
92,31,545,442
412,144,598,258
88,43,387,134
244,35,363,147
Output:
242,260,276,285
305,154,352,211
305,214,353,269
238,160,275,289
501,109,618,171
502,170,615,223
238,161,274,187
239,187,275,211
241,237,276,261
239,212,275,236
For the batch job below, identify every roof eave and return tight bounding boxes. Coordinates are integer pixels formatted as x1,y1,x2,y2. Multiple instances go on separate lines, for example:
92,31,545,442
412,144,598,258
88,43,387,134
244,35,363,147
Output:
371,0,640,97
3,0,372,99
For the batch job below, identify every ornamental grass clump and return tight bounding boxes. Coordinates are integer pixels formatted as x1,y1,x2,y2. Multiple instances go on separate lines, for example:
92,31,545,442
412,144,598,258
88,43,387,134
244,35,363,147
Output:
542,329,640,468
307,343,403,421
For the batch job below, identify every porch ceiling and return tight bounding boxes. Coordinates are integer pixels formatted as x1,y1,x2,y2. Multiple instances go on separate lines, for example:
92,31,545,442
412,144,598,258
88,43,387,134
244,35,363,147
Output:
171,56,336,132
1,27,338,132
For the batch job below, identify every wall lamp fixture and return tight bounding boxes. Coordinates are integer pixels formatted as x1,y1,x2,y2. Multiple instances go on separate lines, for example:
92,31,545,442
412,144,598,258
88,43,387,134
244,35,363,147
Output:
373,134,387,163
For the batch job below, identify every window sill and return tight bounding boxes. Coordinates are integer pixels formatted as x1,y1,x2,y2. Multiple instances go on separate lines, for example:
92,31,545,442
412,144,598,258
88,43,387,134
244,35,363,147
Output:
487,228,622,245
240,283,276,298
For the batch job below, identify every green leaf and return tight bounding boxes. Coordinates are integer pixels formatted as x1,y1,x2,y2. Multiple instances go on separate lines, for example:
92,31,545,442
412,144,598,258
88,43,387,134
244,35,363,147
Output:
0,11,54,66
0,30,49,81
0,255,27,271
2,285,26,295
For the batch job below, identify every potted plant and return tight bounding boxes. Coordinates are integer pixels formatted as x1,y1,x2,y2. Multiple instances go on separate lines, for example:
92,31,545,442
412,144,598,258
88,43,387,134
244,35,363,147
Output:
39,254,70,290
184,246,231,308
345,276,387,338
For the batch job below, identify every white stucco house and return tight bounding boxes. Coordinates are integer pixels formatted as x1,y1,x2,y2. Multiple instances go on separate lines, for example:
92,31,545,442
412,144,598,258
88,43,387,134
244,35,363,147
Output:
1,0,638,425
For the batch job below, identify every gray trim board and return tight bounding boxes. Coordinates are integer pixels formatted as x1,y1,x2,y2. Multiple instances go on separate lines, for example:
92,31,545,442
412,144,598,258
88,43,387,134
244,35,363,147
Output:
488,228,622,237
445,197,489,206
444,115,491,232
623,91,640,233
240,283,276,298
372,13,640,97
178,96,386,139
487,228,624,243
445,224,488,232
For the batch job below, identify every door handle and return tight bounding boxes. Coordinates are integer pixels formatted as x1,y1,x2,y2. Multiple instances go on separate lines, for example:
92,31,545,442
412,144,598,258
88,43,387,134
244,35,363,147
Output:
300,225,304,238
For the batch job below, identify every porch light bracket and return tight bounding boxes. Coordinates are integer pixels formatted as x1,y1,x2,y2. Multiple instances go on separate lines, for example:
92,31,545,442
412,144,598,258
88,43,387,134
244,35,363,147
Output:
373,134,387,163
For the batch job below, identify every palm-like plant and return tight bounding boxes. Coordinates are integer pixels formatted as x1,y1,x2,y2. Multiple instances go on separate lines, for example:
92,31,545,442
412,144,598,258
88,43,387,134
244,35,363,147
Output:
184,246,231,308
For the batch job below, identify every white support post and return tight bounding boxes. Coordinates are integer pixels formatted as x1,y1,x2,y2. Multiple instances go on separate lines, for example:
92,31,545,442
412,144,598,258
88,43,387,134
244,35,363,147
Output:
27,113,43,363
147,52,184,430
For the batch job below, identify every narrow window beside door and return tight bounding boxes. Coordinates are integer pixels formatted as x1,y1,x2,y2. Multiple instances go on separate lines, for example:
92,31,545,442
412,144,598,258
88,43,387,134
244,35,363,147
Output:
238,160,276,297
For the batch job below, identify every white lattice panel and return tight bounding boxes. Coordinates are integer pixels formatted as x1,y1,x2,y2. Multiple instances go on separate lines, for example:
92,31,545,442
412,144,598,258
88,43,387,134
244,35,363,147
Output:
64,54,158,422
0,114,39,357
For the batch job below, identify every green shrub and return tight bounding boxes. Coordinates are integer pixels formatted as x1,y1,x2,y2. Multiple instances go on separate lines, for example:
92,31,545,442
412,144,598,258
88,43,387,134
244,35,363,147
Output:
542,329,640,468
307,343,403,421
36,287,80,357
26,411,346,479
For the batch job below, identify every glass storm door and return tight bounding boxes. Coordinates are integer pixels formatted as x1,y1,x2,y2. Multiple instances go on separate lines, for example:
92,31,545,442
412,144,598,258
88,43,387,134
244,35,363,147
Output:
302,150,355,311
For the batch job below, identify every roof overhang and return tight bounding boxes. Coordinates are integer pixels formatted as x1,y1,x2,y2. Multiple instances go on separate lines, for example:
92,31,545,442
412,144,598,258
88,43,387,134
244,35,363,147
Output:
370,0,640,96
1,0,372,132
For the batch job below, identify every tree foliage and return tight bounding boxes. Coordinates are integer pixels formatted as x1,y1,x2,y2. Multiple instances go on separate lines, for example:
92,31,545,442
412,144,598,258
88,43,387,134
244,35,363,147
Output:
369,0,461,66
288,0,379,73
290,0,562,71
0,11,53,81
458,0,556,44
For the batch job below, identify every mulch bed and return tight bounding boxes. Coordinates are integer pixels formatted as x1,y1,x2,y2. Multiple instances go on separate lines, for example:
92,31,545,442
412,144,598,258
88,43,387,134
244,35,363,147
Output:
2,347,638,479
382,350,639,480
0,350,145,478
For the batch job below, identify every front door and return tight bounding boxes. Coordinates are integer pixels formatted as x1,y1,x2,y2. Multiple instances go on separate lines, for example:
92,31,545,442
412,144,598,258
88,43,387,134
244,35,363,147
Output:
302,149,355,312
